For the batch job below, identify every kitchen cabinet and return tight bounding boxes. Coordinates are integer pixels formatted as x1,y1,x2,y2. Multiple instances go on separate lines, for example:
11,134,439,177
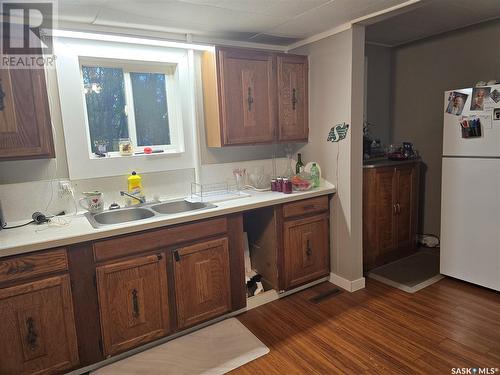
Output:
96,253,170,357
0,63,54,160
202,47,308,147
363,161,420,270
0,275,79,375
277,54,308,142
173,237,231,329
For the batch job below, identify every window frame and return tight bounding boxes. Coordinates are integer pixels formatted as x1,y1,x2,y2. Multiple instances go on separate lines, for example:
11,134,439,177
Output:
79,57,185,158
54,36,197,180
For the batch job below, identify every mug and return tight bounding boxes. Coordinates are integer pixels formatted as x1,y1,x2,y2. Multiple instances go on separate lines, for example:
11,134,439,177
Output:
79,191,104,213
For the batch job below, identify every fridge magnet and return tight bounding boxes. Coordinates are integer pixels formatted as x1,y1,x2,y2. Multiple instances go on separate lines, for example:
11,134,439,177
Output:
470,87,491,111
490,89,500,103
327,123,349,142
445,91,468,115
493,108,500,121
460,117,482,138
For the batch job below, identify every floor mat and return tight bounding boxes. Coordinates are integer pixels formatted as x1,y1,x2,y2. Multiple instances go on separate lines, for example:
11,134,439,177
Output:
367,249,443,293
91,318,269,375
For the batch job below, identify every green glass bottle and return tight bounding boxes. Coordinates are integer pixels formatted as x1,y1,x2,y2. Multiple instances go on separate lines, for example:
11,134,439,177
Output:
310,163,320,188
295,153,304,174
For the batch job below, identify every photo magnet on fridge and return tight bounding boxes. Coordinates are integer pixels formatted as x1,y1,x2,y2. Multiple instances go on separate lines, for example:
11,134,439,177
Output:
493,108,500,121
470,87,491,111
490,89,500,103
445,91,468,116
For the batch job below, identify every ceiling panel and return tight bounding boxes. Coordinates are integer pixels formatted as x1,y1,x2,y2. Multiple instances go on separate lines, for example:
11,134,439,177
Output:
266,0,410,38
366,0,500,46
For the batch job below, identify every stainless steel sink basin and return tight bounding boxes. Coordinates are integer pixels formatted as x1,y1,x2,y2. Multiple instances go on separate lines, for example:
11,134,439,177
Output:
150,200,215,214
86,207,155,228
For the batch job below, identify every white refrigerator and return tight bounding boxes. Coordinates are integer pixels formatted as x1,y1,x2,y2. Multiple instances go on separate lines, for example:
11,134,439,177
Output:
441,86,500,291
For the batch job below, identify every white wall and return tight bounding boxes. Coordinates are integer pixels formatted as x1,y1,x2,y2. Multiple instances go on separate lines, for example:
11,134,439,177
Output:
292,25,365,284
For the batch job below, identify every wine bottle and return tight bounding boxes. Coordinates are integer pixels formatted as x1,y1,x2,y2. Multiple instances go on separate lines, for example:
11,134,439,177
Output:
295,153,304,174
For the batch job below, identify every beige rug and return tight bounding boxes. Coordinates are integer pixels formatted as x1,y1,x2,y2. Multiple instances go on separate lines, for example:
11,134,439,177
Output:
367,249,444,293
91,318,269,375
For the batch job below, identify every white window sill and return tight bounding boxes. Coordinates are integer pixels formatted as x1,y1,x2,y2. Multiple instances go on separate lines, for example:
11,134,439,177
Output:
90,150,184,160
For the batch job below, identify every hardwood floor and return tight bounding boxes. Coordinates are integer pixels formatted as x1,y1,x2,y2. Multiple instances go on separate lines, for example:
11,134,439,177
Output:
234,278,500,374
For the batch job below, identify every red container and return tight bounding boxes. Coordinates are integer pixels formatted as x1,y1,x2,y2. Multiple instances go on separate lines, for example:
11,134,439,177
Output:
276,177,283,192
283,178,292,194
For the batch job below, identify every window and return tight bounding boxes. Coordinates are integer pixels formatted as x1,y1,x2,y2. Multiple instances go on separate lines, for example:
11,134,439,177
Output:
80,59,182,156
54,35,197,180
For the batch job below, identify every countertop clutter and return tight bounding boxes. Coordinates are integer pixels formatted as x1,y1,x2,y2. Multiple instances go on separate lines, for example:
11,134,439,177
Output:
0,181,335,258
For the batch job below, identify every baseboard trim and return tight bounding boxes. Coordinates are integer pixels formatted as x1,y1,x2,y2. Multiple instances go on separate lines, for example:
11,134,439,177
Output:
329,273,365,292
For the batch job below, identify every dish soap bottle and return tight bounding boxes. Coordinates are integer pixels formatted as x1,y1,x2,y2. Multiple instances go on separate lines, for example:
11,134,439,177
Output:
310,163,320,188
127,171,145,205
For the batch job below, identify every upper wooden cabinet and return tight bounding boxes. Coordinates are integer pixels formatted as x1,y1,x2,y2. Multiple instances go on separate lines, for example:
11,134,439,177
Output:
173,237,231,329
363,162,420,271
277,54,308,142
0,275,79,375
0,66,54,160
96,253,170,357
202,47,308,147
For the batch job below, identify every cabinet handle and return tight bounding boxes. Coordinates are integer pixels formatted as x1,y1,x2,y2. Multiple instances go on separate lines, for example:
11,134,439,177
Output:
25,317,38,349
393,204,397,214
0,80,5,111
157,253,162,261
306,239,312,257
396,203,401,214
292,88,298,110
174,250,180,262
131,289,140,318
247,87,254,111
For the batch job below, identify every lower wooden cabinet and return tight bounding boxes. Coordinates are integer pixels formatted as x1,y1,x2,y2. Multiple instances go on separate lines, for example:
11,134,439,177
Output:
363,161,420,270
96,253,170,357
282,213,330,289
173,237,231,329
0,275,79,375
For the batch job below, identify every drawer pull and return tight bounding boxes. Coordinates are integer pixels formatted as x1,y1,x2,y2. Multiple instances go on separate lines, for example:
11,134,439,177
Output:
157,254,162,261
292,88,298,110
174,250,180,262
26,317,38,349
247,87,254,111
303,205,315,210
131,289,140,318
306,239,312,256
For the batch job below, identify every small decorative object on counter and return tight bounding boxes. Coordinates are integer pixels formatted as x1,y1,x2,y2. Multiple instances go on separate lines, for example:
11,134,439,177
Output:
282,178,292,194
295,153,304,174
310,163,320,188
276,177,283,192
144,146,153,154
233,168,246,190
271,178,277,191
127,171,145,205
119,138,133,156
79,191,104,213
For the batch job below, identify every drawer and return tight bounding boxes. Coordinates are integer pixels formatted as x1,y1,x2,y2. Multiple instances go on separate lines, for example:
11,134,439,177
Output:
94,217,228,262
283,196,329,219
0,248,68,284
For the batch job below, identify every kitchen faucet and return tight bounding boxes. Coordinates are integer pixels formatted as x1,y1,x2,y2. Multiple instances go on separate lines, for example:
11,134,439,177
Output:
120,191,146,204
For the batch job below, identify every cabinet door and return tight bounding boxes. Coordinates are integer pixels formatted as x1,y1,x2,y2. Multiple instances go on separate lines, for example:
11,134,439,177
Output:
395,164,419,250
218,48,275,145
277,54,308,142
173,237,231,329
0,275,79,375
374,167,397,257
96,253,169,357
282,213,329,290
0,65,54,160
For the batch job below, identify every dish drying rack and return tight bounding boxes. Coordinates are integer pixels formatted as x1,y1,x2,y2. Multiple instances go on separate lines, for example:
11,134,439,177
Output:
187,181,251,203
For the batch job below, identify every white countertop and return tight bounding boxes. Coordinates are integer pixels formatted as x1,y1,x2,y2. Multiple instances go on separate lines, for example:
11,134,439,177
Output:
0,182,336,258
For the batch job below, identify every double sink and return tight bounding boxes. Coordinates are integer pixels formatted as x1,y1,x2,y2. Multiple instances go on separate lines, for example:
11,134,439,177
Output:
85,200,216,228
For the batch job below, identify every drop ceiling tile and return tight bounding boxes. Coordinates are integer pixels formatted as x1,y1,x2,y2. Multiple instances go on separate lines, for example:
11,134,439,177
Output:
267,0,410,38
94,2,288,35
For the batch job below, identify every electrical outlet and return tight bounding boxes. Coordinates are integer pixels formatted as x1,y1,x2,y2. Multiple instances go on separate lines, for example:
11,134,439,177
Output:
59,180,73,197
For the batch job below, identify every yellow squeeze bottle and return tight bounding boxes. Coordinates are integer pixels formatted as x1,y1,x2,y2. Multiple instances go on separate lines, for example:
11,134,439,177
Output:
127,171,145,205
